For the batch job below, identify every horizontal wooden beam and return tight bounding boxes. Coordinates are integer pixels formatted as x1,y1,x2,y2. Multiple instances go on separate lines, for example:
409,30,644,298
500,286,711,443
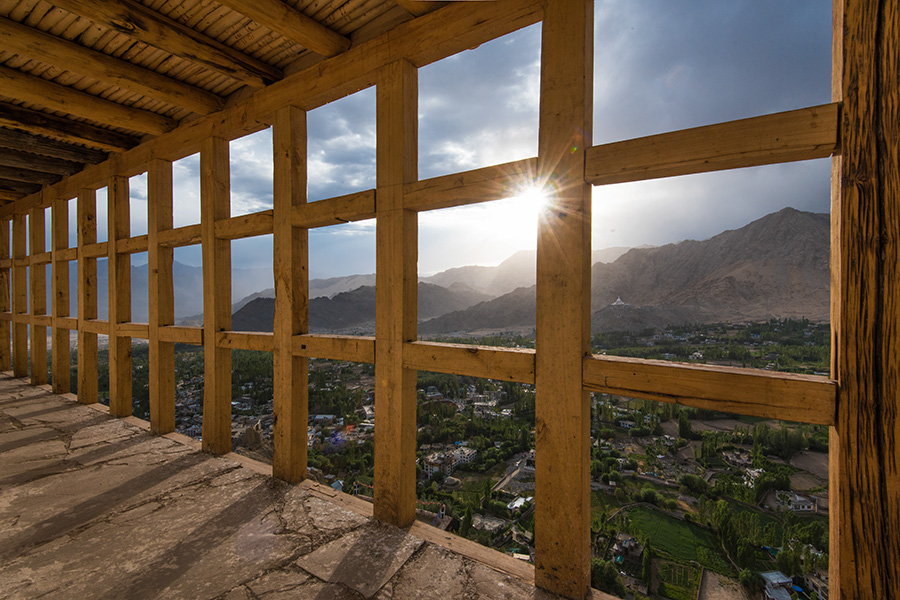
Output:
29,251,51,264
54,316,78,329
0,165,60,186
0,16,223,116
81,242,108,259
55,247,77,261
583,354,836,426
0,127,108,164
216,331,275,352
0,179,40,195
0,190,22,203
292,190,376,228
81,319,109,335
158,325,203,345
392,0,448,17
50,0,282,88
0,65,176,136
0,103,139,152
157,224,202,248
117,235,148,255
292,334,375,363
404,158,537,211
214,0,350,58
118,322,149,338
0,151,82,176
32,314,52,327
586,103,840,186
404,341,535,383
215,211,273,240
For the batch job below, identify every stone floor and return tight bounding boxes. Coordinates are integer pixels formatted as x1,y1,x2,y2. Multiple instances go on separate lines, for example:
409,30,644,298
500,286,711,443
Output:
0,374,603,600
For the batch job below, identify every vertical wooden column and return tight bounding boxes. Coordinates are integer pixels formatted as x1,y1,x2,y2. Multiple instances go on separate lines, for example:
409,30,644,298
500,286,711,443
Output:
533,0,593,597
272,107,309,482
29,205,47,384
51,198,70,392
12,213,28,378
148,159,175,434
830,1,900,598
107,176,132,417
200,136,232,455
77,188,98,404
0,219,10,372
374,59,418,527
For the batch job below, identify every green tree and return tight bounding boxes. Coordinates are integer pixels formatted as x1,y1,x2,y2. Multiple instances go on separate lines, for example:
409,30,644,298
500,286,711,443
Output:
590,558,626,598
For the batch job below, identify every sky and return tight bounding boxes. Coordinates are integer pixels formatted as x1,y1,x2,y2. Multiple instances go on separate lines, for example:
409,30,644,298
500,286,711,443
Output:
71,0,833,283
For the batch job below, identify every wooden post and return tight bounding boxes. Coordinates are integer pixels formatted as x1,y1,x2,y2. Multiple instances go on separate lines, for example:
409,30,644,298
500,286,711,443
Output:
29,205,47,384
148,159,175,434
533,0,593,597
77,188,98,404
0,218,9,371
830,1,900,598
272,107,309,482
107,175,132,417
200,136,232,455
12,213,28,378
374,59,418,527
51,197,70,392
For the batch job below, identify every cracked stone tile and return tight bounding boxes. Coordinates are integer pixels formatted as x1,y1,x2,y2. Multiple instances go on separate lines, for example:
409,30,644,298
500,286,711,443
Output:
0,425,58,451
0,475,299,600
466,560,562,600
246,568,311,596
69,418,140,449
388,545,467,600
296,522,423,599
282,580,363,600
221,587,252,600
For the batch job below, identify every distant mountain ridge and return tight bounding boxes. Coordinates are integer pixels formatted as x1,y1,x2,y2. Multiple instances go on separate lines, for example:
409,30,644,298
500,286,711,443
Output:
418,208,829,335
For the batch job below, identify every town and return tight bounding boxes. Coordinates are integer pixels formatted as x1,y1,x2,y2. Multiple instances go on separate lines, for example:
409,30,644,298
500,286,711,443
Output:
101,317,830,600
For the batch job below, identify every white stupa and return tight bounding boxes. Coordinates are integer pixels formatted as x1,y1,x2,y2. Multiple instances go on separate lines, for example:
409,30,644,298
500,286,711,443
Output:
611,297,626,306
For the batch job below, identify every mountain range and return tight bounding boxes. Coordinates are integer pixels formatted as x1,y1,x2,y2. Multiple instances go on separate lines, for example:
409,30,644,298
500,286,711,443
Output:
73,207,827,334
228,207,829,335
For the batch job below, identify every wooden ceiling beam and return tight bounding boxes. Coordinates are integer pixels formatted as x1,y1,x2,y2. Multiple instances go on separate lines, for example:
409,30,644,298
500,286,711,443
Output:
0,151,82,176
215,0,350,58
0,103,139,152
0,165,61,186
50,0,282,88
0,179,41,195
392,0,447,17
0,65,177,136
0,17,223,116
0,128,108,164
0,190,22,203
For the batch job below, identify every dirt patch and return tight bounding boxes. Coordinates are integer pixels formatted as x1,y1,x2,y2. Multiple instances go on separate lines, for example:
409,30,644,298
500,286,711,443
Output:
698,570,751,600
791,450,829,479
790,472,824,491
692,419,750,433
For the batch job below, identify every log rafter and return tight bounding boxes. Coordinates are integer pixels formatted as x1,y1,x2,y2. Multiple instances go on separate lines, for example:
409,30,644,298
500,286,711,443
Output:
0,16,224,116
48,0,282,88
0,103,140,152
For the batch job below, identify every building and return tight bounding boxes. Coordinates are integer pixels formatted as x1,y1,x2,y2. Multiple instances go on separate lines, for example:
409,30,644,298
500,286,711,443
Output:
422,446,478,478
761,571,794,600
0,1,896,598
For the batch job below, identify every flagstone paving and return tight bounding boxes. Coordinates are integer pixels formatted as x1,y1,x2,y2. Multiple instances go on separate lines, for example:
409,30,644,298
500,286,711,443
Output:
0,374,603,600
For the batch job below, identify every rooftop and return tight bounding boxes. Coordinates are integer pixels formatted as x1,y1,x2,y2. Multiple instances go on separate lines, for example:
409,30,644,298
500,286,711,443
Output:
0,374,604,599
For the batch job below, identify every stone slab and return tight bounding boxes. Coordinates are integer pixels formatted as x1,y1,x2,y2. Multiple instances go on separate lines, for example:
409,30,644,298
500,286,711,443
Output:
297,522,423,598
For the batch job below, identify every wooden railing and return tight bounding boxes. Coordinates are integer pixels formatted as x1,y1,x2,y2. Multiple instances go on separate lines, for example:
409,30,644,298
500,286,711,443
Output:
0,1,896,599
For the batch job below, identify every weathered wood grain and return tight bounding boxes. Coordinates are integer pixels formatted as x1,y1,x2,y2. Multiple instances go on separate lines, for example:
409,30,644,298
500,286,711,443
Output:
404,341,534,384
583,355,835,425
107,176,132,417
373,59,418,528
77,188,98,404
586,104,839,185
831,1,900,598
533,1,593,596
28,207,47,384
200,137,232,455
292,334,375,363
272,105,309,483
148,159,175,434
50,197,70,392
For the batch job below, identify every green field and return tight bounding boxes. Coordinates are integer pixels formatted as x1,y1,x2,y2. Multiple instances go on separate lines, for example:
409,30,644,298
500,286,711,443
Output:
625,506,733,574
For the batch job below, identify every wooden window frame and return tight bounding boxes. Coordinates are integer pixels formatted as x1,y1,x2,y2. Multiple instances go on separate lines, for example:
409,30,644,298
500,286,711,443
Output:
0,1,896,598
